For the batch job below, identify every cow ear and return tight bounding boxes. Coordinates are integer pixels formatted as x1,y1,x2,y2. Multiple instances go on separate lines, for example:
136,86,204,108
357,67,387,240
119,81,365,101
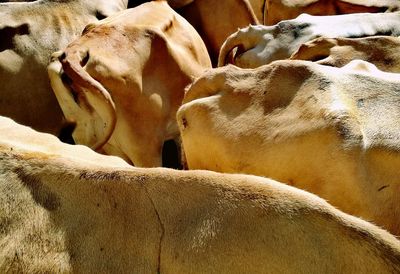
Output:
48,55,116,151
0,23,30,52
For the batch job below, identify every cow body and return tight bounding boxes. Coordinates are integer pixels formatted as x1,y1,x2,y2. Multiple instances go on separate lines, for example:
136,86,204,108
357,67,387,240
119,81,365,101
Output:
48,1,211,167
176,0,258,65
264,0,400,25
290,36,400,72
178,60,400,236
1,116,400,272
249,0,265,22
218,12,400,68
0,0,127,136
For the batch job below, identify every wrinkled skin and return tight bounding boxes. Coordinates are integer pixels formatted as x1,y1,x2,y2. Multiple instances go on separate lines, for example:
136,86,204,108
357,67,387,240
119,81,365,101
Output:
178,59,400,236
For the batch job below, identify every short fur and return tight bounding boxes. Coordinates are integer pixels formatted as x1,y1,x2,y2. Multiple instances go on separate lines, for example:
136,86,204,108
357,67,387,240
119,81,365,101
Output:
178,60,400,236
264,0,400,25
1,115,400,272
0,0,128,135
48,1,211,167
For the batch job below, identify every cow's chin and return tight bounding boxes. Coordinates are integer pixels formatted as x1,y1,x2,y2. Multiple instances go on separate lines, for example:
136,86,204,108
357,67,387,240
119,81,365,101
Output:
47,59,113,151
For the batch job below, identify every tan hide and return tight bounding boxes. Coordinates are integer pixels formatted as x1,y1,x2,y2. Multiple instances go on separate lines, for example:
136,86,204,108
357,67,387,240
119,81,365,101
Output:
290,36,400,72
48,1,211,167
0,0,128,136
178,59,400,236
264,0,400,25
1,115,400,272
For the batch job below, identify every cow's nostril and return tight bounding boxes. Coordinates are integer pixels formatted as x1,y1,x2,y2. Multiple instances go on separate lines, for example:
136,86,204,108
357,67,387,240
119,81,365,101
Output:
80,51,90,67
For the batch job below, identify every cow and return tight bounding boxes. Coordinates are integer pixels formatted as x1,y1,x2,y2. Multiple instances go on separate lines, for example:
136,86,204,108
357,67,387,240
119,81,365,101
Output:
290,36,400,72
174,0,259,65
106,0,259,65
177,59,400,236
264,0,400,25
249,0,265,22
218,12,400,68
1,116,400,273
48,1,211,167
0,0,128,138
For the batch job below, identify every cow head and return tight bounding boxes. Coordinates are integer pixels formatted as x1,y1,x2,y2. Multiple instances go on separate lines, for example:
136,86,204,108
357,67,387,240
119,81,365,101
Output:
48,1,211,167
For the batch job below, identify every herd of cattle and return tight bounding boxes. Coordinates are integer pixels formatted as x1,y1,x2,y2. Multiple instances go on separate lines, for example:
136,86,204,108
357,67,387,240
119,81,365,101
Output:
1,0,400,272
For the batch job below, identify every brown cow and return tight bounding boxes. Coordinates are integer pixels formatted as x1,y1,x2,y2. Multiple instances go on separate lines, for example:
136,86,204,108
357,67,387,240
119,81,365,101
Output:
175,0,258,65
48,1,211,167
290,36,400,72
177,59,400,236
249,0,265,22
1,115,400,272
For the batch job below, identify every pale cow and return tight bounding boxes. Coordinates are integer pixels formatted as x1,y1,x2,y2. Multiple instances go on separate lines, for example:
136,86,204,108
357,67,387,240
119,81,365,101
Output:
48,1,211,167
177,59,400,236
0,0,128,137
290,36,400,72
218,12,400,68
264,0,400,25
1,116,400,273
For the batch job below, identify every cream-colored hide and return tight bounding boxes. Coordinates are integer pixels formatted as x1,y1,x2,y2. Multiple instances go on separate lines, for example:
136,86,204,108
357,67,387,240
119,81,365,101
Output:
264,0,400,25
0,0,128,136
1,116,400,273
178,59,400,236
290,36,400,72
48,1,211,167
218,12,400,68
